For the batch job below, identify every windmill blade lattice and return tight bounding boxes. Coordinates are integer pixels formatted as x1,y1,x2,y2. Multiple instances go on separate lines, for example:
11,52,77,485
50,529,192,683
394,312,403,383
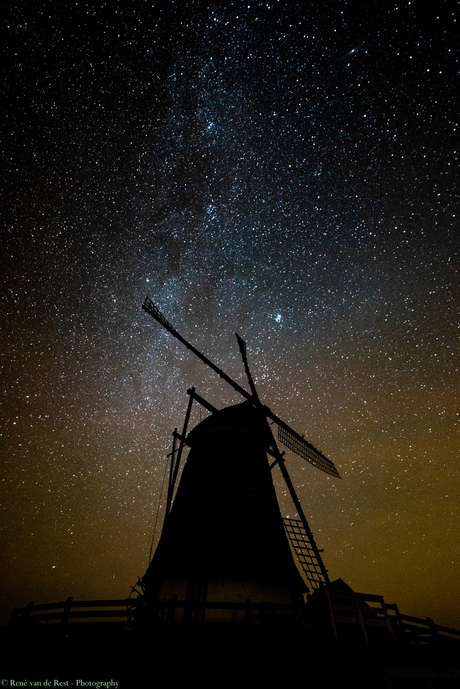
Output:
278,425,340,479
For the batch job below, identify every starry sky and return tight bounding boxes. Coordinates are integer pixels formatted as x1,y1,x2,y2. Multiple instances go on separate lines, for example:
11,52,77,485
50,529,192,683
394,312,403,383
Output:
2,1,459,629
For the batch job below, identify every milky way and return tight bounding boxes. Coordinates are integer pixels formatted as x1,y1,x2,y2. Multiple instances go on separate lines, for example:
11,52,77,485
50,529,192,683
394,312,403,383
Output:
2,1,459,628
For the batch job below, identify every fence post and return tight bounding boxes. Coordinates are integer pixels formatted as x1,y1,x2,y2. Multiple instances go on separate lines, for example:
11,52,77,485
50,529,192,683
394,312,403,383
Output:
61,596,73,625
354,593,369,645
324,589,338,638
8,608,19,627
427,617,439,640
381,598,396,642
23,601,35,625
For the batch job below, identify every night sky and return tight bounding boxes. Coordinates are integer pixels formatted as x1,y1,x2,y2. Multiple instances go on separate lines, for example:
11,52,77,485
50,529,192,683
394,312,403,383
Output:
2,1,459,630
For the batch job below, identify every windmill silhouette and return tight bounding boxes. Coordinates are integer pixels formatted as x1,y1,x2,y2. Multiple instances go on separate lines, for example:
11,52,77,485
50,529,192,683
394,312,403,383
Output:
5,297,459,685
139,297,340,623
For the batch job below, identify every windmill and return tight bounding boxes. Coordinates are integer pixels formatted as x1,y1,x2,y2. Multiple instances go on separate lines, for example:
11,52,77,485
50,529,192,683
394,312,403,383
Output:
139,296,341,624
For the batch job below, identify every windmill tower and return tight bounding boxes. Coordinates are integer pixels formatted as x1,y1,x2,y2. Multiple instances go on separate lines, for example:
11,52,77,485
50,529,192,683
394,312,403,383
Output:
138,297,340,626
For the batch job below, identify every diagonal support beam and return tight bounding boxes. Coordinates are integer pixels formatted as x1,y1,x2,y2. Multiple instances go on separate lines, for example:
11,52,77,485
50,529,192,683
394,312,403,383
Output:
187,388,218,415
275,455,330,586
165,389,195,521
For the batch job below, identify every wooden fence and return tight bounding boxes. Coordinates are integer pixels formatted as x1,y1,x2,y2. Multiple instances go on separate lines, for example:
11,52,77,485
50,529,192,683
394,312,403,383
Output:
321,588,460,645
8,596,303,627
8,592,460,647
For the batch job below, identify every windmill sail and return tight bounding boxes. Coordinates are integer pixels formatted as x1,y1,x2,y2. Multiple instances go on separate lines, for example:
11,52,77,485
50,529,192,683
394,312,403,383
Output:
143,296,341,480
283,518,328,589
277,425,340,478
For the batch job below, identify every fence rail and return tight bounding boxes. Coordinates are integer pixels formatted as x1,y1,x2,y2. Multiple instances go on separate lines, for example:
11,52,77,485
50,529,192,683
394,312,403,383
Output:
8,593,460,645
320,588,460,645
8,596,303,627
